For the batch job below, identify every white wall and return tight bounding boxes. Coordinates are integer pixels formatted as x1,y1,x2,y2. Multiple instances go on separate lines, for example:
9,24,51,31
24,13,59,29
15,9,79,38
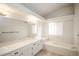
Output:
0,16,31,43
6,3,46,21
42,4,74,45
45,4,74,19
43,15,74,45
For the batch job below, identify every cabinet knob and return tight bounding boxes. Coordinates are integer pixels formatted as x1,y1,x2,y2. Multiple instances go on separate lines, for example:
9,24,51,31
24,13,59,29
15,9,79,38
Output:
32,47,33,49
14,52,18,55
77,34,79,36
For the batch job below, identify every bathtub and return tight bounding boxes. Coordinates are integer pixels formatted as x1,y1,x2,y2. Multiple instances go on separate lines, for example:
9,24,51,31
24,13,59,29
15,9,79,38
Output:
44,40,77,56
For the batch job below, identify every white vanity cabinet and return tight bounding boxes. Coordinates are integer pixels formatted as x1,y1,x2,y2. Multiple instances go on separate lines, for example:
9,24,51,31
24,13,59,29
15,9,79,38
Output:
4,44,33,56
4,48,23,56
3,40,43,56
22,40,43,56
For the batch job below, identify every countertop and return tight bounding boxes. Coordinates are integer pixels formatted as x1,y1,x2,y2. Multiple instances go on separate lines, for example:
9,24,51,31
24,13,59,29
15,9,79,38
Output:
0,37,42,55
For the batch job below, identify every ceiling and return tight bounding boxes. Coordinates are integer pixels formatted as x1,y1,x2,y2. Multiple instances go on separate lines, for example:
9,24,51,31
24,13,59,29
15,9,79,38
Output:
21,3,71,18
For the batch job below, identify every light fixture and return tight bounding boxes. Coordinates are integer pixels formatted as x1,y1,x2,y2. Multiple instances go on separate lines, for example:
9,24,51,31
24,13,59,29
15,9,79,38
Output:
0,8,8,16
26,15,40,23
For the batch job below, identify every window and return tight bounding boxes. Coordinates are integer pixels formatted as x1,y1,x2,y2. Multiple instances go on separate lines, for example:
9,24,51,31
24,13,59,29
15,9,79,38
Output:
48,22,63,35
32,24,38,34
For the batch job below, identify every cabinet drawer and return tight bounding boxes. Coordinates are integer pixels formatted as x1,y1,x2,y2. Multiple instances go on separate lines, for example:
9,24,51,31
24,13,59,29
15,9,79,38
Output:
5,48,23,56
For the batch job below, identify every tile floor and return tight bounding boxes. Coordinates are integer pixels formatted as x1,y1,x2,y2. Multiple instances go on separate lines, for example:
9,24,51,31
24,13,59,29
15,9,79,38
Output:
36,49,62,56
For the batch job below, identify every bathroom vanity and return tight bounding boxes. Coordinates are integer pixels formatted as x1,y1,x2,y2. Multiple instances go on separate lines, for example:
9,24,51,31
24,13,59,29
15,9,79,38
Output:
0,38,43,56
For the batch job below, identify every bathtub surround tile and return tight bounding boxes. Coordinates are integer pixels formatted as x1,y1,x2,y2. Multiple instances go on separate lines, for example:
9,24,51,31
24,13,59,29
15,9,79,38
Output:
43,40,77,56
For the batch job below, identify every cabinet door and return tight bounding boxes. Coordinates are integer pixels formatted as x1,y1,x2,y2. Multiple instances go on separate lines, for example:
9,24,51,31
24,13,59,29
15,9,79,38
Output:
4,48,23,56
32,40,43,55
74,18,79,55
32,43,39,55
38,40,43,50
22,44,33,56
74,4,79,55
